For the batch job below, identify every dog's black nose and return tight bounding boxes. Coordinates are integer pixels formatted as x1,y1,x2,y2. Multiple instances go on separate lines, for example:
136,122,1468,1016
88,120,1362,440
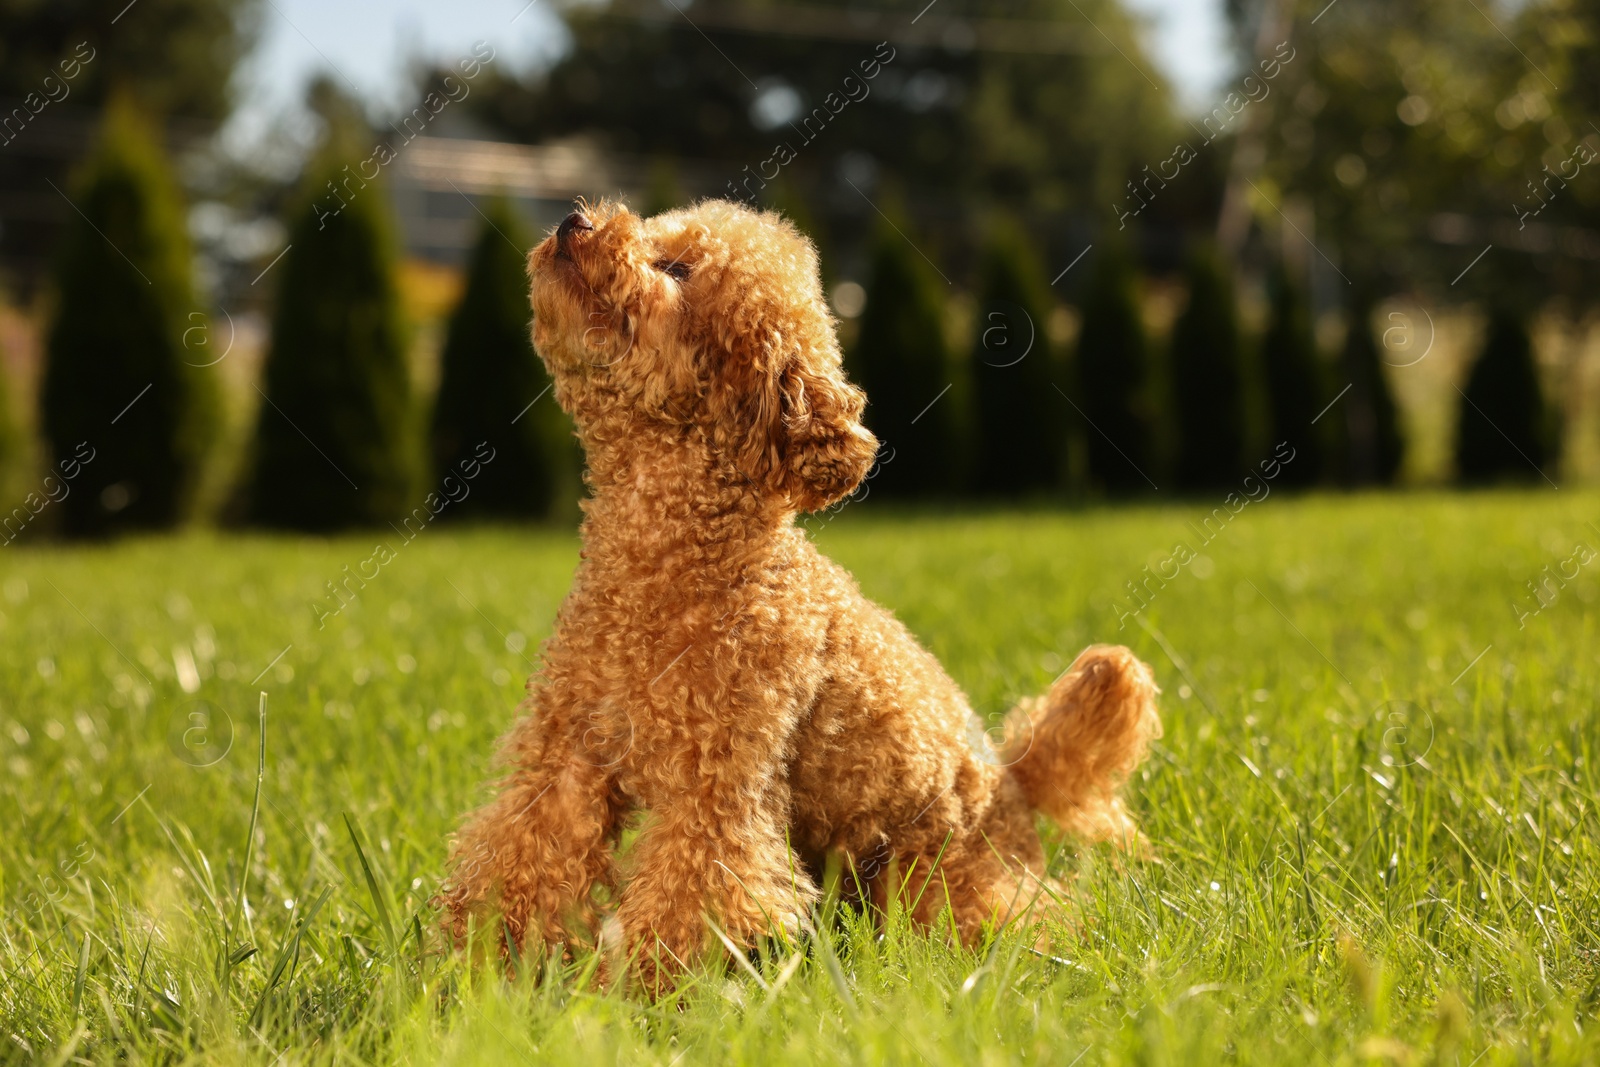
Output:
557,211,593,250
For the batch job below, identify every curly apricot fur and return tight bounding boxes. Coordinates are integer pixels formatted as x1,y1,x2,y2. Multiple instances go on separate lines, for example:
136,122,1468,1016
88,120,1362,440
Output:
439,199,1162,996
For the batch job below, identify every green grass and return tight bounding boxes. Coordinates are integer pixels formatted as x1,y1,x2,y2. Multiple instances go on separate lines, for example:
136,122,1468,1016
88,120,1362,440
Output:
3,490,1599,1065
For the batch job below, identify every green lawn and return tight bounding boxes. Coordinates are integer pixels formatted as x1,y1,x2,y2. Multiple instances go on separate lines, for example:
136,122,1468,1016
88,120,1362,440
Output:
3,490,1598,1064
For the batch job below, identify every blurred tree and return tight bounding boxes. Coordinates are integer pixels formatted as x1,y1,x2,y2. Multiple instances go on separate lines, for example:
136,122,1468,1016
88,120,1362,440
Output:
1225,0,1598,305
968,216,1064,496
0,0,257,119
847,217,963,498
1520,0,1600,306
1169,245,1244,490
1260,260,1324,485
0,356,25,509
764,180,828,269
0,0,260,293
1455,306,1549,483
1339,292,1403,485
458,0,1174,241
42,98,218,536
1074,241,1153,494
249,130,416,530
431,198,569,520
641,159,683,216
1550,0,1600,143
1216,0,1600,486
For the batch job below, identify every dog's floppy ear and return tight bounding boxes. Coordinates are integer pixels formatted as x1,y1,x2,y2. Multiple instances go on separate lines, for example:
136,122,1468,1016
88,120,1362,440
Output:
713,329,879,512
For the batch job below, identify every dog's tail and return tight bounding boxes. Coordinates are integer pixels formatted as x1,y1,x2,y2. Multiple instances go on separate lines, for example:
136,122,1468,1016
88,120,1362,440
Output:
1000,644,1162,849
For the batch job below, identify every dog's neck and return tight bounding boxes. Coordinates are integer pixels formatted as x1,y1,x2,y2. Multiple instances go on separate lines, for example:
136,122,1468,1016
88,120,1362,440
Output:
571,398,793,574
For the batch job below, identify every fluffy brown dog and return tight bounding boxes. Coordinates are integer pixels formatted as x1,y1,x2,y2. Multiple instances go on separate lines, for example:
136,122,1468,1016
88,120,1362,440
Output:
440,199,1162,994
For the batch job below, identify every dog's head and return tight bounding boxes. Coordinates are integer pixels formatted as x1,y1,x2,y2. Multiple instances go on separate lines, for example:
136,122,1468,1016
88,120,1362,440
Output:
527,199,878,513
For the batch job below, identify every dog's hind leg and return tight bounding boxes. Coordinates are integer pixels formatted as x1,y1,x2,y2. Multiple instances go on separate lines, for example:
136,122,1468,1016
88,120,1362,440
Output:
440,685,628,963
865,773,1056,946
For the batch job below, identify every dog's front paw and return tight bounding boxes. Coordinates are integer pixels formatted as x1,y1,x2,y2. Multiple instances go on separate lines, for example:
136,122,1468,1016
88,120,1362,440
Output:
716,892,812,947
611,907,703,998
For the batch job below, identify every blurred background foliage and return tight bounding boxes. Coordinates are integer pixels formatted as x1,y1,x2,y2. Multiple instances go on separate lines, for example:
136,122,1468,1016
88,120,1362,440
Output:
430,196,575,523
42,97,220,536
1,0,1599,538
246,118,418,533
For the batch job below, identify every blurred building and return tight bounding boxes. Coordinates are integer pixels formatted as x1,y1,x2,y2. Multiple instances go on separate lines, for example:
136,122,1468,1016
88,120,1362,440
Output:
387,114,722,266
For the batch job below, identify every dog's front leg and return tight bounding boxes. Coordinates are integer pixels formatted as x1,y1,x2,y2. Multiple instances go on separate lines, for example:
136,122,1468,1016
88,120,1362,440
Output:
440,678,627,964
615,771,811,996
610,672,817,996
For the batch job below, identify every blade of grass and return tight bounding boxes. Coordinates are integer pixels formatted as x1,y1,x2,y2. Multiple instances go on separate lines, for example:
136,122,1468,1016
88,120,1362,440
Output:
704,914,771,993
503,919,523,980
344,814,397,953
250,884,334,1027
908,831,955,916
221,693,267,991
230,692,267,937
70,931,90,1020
43,1023,86,1067
811,921,857,1019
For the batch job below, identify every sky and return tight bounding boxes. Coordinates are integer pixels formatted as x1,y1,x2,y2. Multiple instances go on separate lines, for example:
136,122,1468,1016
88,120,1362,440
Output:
226,0,1232,156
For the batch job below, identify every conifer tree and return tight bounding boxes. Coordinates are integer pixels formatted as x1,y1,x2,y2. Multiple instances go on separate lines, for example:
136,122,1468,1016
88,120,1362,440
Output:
765,179,826,268
968,217,1065,496
249,131,416,529
1074,242,1153,494
846,219,962,498
0,358,24,511
1340,292,1404,485
42,98,218,536
431,198,567,519
1170,245,1244,491
641,160,682,216
1260,262,1325,486
1456,306,1548,483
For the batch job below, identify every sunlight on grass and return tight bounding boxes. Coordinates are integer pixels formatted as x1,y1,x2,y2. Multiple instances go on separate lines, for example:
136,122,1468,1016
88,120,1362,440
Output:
2,490,1598,1064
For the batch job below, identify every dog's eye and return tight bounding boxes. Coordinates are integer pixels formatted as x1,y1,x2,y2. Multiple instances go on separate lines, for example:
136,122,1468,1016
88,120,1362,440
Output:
652,257,691,281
